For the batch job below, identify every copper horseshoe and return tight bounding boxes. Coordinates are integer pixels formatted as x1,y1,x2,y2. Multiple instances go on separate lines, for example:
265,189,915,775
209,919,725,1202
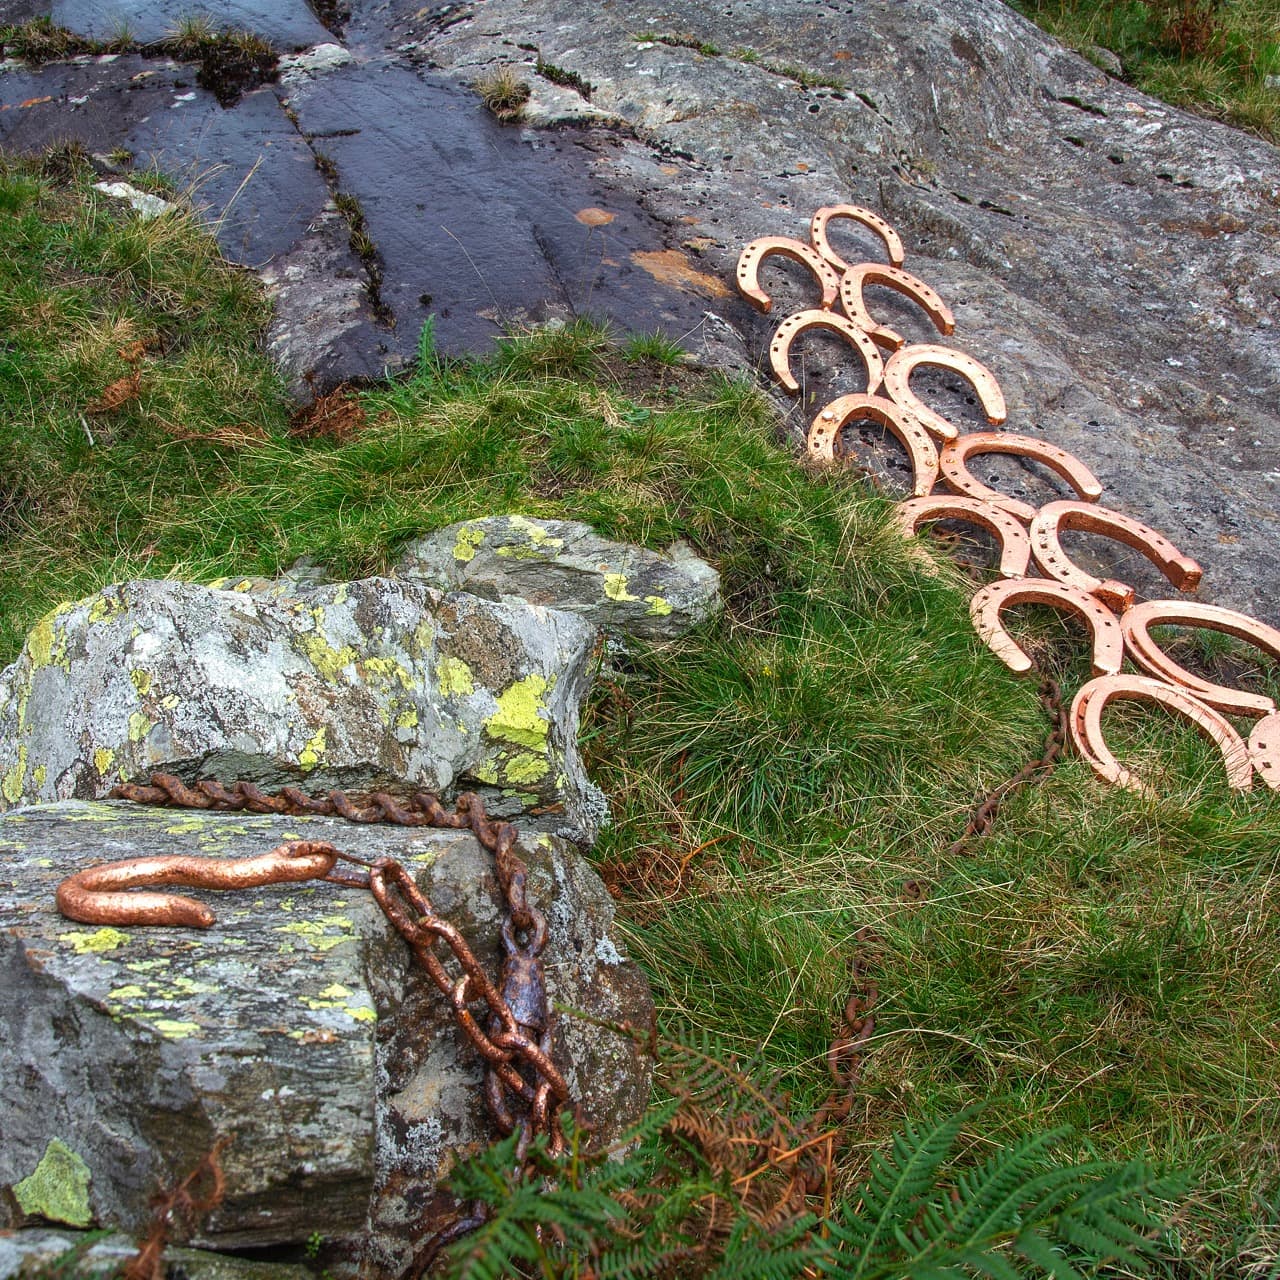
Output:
1070,674,1253,795
1120,600,1280,718
838,264,955,351
896,496,1033,579
809,204,906,272
1029,500,1203,612
735,236,842,314
881,344,1007,443
1248,712,1280,790
938,432,1103,524
969,578,1124,676
769,309,885,396
807,393,939,497
56,841,342,928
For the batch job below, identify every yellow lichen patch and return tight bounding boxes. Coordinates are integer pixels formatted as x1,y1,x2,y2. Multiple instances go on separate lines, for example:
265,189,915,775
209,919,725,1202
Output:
160,695,180,711
410,618,434,658
437,656,475,697
493,515,566,560
299,726,327,771
62,927,130,954
168,976,219,995
471,756,499,785
332,583,349,605
644,595,674,616
151,1019,201,1039
127,711,152,743
485,674,550,750
319,983,352,999
3,744,28,804
31,764,47,789
504,751,549,785
164,817,207,835
108,984,147,1000
603,574,639,603
347,1005,377,1023
453,523,486,562
126,958,171,972
295,630,358,684
88,593,126,625
26,603,73,672
362,655,414,692
129,669,152,697
396,708,420,731
94,747,116,777
278,916,355,952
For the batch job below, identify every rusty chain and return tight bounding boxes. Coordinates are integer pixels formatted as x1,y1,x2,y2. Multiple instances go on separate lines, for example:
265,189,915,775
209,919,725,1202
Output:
53,770,575,1197
946,677,1068,859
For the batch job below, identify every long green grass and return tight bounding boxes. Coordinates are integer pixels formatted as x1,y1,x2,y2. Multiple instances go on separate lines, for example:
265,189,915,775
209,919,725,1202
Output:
1013,0,1280,142
3,149,1279,1273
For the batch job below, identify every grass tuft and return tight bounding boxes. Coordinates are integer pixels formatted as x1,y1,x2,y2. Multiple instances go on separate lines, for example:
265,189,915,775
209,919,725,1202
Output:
474,64,532,120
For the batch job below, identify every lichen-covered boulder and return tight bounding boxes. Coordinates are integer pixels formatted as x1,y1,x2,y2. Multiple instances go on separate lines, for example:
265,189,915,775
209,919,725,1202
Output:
0,801,653,1274
394,516,721,641
0,577,607,842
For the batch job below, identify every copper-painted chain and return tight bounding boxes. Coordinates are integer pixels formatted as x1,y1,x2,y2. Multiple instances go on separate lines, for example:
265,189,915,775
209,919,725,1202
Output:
946,677,1068,858
109,774,568,1158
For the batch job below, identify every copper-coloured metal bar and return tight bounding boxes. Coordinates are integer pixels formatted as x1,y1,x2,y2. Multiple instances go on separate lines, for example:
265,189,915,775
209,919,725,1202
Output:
768,309,885,396
1029,500,1203,613
809,204,906,272
1070,673,1253,795
55,841,341,928
938,432,1103,524
1248,712,1280,790
880,344,1007,443
806,393,939,497
896,495,1033,579
735,236,841,314
969,578,1124,676
837,264,955,351
1119,600,1280,718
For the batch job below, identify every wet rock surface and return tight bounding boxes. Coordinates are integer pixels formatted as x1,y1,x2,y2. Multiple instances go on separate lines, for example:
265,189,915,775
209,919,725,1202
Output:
0,577,606,841
0,801,652,1269
395,516,722,641
0,0,1277,615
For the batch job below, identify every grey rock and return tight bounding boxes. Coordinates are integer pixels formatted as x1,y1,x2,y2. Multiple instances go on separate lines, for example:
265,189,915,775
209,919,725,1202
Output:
90,179,174,219
0,577,606,841
0,801,653,1271
276,42,354,85
1086,44,1123,77
395,516,722,641
0,1229,312,1280
49,0,332,49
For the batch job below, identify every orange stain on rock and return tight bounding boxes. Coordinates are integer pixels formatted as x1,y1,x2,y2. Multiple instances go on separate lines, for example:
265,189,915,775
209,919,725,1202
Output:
575,207,616,227
630,249,731,297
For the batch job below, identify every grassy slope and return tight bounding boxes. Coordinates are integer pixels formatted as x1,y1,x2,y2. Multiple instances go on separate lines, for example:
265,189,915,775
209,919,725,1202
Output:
1013,0,1279,142
3,150,1279,1272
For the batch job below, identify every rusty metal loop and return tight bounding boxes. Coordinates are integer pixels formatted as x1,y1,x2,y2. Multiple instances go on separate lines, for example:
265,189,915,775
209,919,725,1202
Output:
1248,712,1280,790
1120,600,1280,719
969,578,1125,677
1070,674,1253,794
938,431,1103,524
837,263,955,351
880,343,1007,443
768,308,885,396
896,495,1033,579
55,841,340,928
807,393,939,497
735,236,841,314
1029,500,1203,613
809,204,906,272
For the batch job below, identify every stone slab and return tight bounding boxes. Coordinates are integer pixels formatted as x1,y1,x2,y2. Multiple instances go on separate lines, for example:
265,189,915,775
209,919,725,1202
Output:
49,0,333,49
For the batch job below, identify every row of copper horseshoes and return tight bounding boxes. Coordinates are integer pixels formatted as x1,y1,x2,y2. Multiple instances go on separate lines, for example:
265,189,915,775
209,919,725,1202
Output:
735,206,1280,796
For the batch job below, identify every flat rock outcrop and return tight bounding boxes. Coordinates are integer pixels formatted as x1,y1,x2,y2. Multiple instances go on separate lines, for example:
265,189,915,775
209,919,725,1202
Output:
395,516,721,641
0,577,607,841
0,801,652,1274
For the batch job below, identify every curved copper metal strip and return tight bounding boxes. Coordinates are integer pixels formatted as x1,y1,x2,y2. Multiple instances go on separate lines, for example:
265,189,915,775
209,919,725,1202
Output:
938,431,1103,524
969,578,1124,676
807,393,939,497
810,204,906,272
735,236,842,314
769,309,885,396
1029,500,1203,613
1119,600,1280,718
1070,673,1253,795
896,495,1033,579
55,841,340,928
837,264,955,351
1248,712,1280,790
881,344,1007,443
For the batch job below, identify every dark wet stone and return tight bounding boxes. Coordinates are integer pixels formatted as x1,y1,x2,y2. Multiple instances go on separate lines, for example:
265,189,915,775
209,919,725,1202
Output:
49,0,331,49
280,63,726,361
